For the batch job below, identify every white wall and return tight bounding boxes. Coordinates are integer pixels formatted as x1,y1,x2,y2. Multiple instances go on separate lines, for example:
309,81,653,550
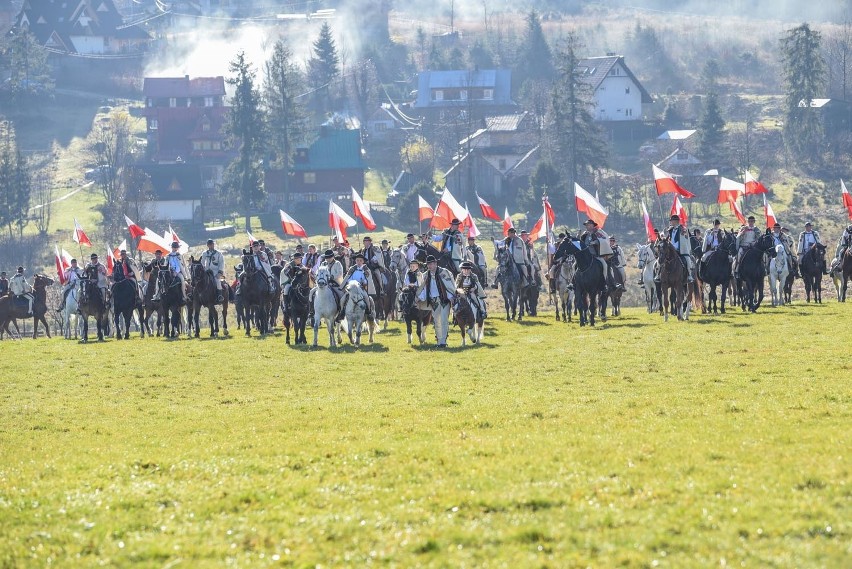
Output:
153,200,198,221
70,36,106,54
592,65,645,121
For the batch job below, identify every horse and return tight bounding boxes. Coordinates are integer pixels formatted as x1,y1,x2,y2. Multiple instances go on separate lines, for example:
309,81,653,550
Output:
240,252,274,336
636,243,658,313
189,257,229,338
142,264,163,336
416,241,459,277
494,247,521,321
606,259,624,318
656,239,689,321
282,269,311,345
269,265,283,330
696,230,736,315
553,257,576,322
61,285,81,339
312,267,342,348
453,291,484,346
378,268,398,329
554,238,607,327
800,243,827,303
398,281,431,344
77,268,108,341
839,248,852,302
0,274,54,339
157,265,185,338
110,262,138,340
768,244,790,307
737,231,776,313
341,280,376,346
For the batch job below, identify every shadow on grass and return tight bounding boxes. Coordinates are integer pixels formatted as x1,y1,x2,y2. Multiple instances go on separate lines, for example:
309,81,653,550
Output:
512,319,549,326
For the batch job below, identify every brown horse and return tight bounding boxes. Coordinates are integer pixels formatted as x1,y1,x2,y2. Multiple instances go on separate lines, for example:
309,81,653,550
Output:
0,274,54,339
839,248,852,302
657,239,689,321
452,292,483,346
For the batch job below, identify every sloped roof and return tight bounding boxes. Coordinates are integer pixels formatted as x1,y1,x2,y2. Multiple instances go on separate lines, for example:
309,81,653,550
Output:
292,128,365,171
414,68,515,108
576,55,653,104
137,163,205,200
657,129,696,140
143,76,226,98
485,112,530,132
427,69,496,89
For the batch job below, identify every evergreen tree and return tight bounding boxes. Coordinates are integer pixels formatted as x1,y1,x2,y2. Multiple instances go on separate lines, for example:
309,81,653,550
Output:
0,29,53,106
11,150,31,238
263,39,305,180
307,23,340,113
515,10,553,91
224,51,265,232
517,161,560,212
782,23,827,163
468,39,494,69
697,91,727,168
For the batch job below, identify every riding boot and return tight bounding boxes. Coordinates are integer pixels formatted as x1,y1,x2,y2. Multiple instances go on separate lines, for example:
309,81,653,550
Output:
335,293,349,322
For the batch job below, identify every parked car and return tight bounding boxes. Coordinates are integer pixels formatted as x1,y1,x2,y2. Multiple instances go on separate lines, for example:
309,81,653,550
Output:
84,165,111,183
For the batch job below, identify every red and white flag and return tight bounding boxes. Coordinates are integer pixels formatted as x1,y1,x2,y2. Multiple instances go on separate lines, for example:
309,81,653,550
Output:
329,200,356,242
418,195,434,222
137,227,172,255
728,198,746,225
574,183,608,228
528,212,547,241
279,209,308,238
105,244,115,275
434,188,467,226
464,203,481,237
124,214,146,239
430,197,452,230
73,218,92,247
169,225,189,254
764,195,778,228
543,196,556,226
718,177,745,204
502,207,514,237
115,239,127,259
842,179,852,219
245,230,257,245
744,170,768,195
351,187,377,230
476,192,501,221
671,195,688,226
641,202,656,242
54,245,70,285
653,164,696,198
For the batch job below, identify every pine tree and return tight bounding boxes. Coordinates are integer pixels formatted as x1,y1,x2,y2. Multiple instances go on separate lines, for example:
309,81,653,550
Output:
697,60,726,168
781,23,826,163
263,39,305,178
11,150,31,238
515,10,553,91
307,23,340,113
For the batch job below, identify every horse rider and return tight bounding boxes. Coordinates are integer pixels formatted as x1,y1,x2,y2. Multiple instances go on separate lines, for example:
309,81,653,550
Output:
504,227,532,286
701,219,725,264
441,218,464,271
416,254,456,348
380,239,393,270
308,249,345,323
115,249,142,302
454,260,487,319
664,214,695,283
83,253,110,305
0,271,8,296
304,244,319,273
465,235,488,287
547,233,568,293
200,238,226,303
258,239,275,263
338,252,373,321
797,221,827,275
580,219,615,290
360,236,386,297
281,251,310,312
770,222,795,274
273,250,286,268
401,257,422,292
607,236,627,291
56,259,83,312
331,236,350,271
250,240,277,292
144,249,166,273
734,215,761,279
158,241,188,303
830,224,852,274
522,230,543,290
402,233,419,264
9,266,34,315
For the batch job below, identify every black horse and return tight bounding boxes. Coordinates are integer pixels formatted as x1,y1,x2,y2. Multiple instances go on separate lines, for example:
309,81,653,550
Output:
0,274,54,339
494,247,521,321
157,266,184,338
800,243,828,303
399,282,431,344
189,257,229,338
78,267,108,341
282,269,311,345
142,263,162,336
111,262,138,340
240,252,274,336
554,238,607,327
697,230,736,315
415,242,459,277
738,231,776,313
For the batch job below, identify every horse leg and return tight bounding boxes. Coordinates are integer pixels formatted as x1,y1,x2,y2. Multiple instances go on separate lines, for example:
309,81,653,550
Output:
406,317,413,344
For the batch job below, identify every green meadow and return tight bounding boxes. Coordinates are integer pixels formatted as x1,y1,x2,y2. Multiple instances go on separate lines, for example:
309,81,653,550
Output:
0,303,848,568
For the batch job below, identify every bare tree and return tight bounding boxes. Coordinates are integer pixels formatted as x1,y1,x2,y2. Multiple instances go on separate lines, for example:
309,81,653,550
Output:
824,21,852,100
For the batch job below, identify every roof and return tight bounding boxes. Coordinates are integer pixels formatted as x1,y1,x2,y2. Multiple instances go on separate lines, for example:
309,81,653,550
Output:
414,68,515,108
576,55,653,104
143,76,226,99
657,129,696,140
292,128,365,171
137,163,205,200
659,147,702,168
150,106,230,161
484,112,530,132
368,106,404,126
427,69,496,89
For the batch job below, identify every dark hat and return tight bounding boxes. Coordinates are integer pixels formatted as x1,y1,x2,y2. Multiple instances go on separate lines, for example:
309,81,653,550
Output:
206,238,214,244
0,271,5,275
353,252,365,260
292,252,304,259
259,239,266,245
381,239,388,244
154,249,163,254
251,240,260,246
450,218,461,225
363,236,372,241
294,243,302,248
507,227,517,233
748,215,756,221
805,221,813,226
426,255,438,263
409,257,422,265
584,219,598,226
467,235,476,240
90,253,98,258
609,235,617,240
714,219,721,225
669,214,680,221
773,222,781,228
120,249,127,254
520,230,529,235
322,249,335,258
171,241,180,247
460,261,474,269
558,233,566,239
235,263,243,271
332,235,339,241
406,233,415,238
16,266,23,272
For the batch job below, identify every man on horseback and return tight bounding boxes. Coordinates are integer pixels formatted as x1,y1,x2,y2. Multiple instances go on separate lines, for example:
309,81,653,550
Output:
57,259,83,312
701,219,724,262
402,233,419,264
85,253,110,305
580,219,615,291
304,244,319,272
441,219,464,272
607,236,627,291
9,266,34,315
250,240,277,293
504,227,532,286
308,249,344,323
454,261,487,319
734,215,761,279
200,239,226,303
338,252,374,322
797,221,827,275
547,233,568,292
360,236,386,298
522,230,544,290
829,225,852,275
770,223,795,274
466,235,489,287
664,214,695,283
417,255,456,348
281,251,310,311
157,241,189,303
115,249,143,303
401,258,422,290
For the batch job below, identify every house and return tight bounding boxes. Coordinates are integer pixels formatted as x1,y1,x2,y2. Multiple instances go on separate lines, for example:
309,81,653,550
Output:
14,0,149,55
365,105,405,141
265,126,366,209
0,1,22,34
135,163,205,222
575,55,653,121
797,98,852,136
413,68,517,122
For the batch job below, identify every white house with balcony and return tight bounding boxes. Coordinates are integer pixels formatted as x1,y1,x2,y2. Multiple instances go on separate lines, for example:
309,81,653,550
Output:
576,55,653,121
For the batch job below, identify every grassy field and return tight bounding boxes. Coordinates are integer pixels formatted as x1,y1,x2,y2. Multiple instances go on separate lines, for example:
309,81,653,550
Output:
0,303,848,568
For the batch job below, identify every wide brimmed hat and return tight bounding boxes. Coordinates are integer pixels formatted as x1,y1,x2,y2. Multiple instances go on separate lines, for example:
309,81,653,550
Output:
584,219,598,226
426,255,438,263
460,261,474,269
669,214,680,221
322,249,335,258
353,252,365,260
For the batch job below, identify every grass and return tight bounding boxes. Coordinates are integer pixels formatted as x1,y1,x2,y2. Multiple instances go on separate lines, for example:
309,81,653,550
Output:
0,302,848,567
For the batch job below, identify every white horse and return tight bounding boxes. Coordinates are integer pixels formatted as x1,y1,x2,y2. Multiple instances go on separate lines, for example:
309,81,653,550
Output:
553,257,575,322
769,244,790,307
636,243,658,313
342,280,376,346
312,267,342,348
62,285,81,339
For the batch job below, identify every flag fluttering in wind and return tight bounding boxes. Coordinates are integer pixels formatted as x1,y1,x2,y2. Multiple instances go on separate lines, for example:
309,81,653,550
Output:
418,195,434,222
729,197,746,225
574,183,608,228
653,164,696,198
124,214,145,239
502,207,514,237
641,202,656,242
476,192,501,221
137,227,173,255
718,177,745,204
744,170,768,195
54,245,70,284
543,196,556,226
464,203,481,237
528,212,547,241
246,230,257,245
105,244,115,275
842,179,852,219
73,218,92,247
671,195,688,226
115,239,127,259
329,200,356,242
764,195,778,228
168,225,189,254
279,209,308,238
434,188,467,226
351,187,377,230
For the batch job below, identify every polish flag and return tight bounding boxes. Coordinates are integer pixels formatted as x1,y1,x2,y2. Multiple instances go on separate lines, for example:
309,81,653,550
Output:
105,244,115,276
574,183,609,228
764,195,778,228
246,230,257,245
434,188,467,226
476,192,501,221
279,209,308,238
502,207,514,237
842,179,852,219
671,194,688,226
329,200,356,242
418,195,434,222
115,239,127,259
641,202,656,242
543,196,556,226
463,203,481,237
73,218,92,247
718,177,745,204
351,187,377,230
137,227,172,255
744,170,768,195
430,198,452,230
528,212,547,241
729,198,746,225
653,164,696,198
169,225,189,254
124,214,146,239
54,245,70,285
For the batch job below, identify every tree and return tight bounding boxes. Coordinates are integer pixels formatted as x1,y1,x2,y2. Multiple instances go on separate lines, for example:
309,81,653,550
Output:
0,124,31,240
548,38,609,203
263,39,306,181
307,23,340,113
395,180,434,227
87,111,132,243
824,21,852,100
515,10,553,92
0,29,53,106
781,23,826,163
517,161,560,212
400,136,437,182
224,51,266,232
697,70,727,167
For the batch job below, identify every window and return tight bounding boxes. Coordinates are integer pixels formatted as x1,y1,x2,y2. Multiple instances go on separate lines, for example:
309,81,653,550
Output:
304,172,316,184
626,108,633,117
460,90,468,100
498,158,506,170
625,87,630,94
304,194,318,202
483,88,493,100
169,97,176,108
204,96,214,107
149,119,158,130
432,90,444,101
212,141,221,150
375,122,387,132
202,122,210,132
